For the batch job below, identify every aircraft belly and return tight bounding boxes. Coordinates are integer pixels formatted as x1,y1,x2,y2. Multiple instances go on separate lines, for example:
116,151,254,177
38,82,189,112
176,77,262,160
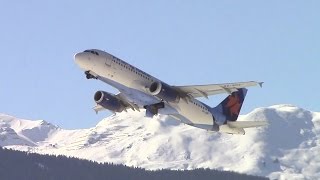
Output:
91,67,160,108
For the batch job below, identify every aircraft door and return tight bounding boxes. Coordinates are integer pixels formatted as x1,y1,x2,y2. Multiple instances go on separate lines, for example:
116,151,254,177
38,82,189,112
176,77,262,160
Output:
106,56,116,78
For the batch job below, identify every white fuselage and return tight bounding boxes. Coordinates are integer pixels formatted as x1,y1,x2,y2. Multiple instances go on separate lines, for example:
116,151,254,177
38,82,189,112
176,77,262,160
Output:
75,49,214,127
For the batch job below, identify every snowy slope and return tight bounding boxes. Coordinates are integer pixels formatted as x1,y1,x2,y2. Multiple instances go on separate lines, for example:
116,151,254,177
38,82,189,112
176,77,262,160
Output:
1,105,319,179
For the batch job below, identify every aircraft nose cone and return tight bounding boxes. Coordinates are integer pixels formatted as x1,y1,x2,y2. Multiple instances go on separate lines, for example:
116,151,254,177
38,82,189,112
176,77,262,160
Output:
74,52,81,63
74,52,86,69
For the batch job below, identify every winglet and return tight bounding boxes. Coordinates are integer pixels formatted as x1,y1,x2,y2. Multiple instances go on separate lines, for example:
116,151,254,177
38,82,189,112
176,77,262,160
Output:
258,82,264,88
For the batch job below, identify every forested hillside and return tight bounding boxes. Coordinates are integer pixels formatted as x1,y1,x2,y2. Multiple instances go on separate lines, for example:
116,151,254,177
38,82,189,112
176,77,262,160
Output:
0,147,266,180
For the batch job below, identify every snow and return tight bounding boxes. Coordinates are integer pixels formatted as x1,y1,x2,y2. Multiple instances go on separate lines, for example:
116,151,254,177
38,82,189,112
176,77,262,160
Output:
1,104,319,179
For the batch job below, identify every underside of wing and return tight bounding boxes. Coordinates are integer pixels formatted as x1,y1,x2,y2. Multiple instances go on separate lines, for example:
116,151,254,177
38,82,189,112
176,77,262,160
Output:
115,93,141,111
173,81,263,98
93,92,140,114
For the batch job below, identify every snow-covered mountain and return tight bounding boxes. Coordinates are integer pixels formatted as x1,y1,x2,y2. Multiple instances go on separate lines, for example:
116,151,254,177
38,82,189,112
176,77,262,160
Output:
1,104,319,179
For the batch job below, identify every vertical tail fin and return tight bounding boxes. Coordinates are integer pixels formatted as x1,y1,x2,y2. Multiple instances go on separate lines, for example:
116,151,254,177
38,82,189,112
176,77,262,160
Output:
211,88,248,124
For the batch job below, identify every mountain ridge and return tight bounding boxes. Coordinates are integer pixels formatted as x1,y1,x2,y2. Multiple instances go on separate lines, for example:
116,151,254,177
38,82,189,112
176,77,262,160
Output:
1,104,319,179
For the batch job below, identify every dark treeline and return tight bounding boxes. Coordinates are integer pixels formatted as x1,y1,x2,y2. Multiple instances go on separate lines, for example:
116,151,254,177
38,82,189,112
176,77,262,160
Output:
0,147,267,180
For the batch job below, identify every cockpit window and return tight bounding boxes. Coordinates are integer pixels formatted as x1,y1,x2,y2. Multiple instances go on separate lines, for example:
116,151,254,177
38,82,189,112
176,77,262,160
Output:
84,50,99,56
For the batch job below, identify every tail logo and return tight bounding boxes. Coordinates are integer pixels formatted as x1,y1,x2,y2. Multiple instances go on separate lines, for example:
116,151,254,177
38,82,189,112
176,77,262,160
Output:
212,88,247,122
225,94,242,117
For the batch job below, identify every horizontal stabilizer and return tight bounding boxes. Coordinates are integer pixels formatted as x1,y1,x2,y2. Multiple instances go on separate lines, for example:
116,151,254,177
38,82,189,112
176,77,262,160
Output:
227,121,268,129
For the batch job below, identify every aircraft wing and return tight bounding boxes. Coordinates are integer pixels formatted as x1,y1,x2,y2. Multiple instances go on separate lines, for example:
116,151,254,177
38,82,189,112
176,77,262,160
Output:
93,92,140,114
173,81,263,99
115,93,140,112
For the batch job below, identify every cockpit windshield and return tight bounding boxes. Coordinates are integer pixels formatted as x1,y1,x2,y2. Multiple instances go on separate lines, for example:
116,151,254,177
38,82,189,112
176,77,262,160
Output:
84,50,99,56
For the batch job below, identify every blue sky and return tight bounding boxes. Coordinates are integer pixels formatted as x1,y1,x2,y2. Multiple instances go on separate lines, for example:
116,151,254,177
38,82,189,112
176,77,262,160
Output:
1,1,319,129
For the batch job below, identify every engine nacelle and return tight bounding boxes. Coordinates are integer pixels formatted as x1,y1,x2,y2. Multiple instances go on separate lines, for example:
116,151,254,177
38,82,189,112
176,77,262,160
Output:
148,81,180,102
94,91,126,112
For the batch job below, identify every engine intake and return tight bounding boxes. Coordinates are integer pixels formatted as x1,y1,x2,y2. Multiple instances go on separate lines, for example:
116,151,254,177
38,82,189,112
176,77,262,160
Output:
149,81,162,95
94,91,126,112
148,82,180,102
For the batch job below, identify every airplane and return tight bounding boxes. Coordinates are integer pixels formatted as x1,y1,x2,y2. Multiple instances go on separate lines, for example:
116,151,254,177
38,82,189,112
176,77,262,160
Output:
74,49,267,135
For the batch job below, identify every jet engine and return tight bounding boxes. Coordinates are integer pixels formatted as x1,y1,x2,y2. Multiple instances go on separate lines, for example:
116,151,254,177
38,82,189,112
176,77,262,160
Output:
148,81,180,102
94,91,126,112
